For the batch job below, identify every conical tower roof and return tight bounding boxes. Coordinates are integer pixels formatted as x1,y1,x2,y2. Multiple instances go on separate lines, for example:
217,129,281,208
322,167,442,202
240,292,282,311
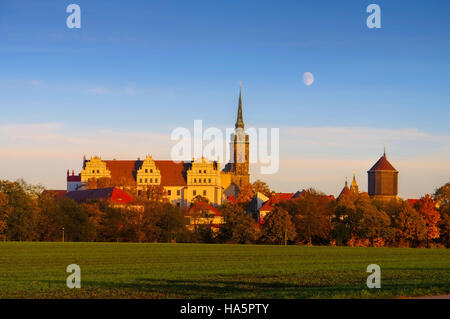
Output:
235,86,244,129
368,153,397,172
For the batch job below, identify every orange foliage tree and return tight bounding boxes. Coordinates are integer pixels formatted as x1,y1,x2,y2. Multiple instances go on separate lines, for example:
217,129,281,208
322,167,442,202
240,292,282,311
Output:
414,194,440,247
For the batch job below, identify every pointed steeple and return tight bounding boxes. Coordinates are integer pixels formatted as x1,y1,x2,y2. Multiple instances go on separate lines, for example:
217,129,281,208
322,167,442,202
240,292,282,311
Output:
235,84,245,129
350,170,359,194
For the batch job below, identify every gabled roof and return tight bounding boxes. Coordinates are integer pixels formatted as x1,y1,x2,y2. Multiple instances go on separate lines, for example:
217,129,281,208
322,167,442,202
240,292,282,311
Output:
65,187,133,204
260,193,294,212
188,201,222,216
368,154,397,172
338,185,351,200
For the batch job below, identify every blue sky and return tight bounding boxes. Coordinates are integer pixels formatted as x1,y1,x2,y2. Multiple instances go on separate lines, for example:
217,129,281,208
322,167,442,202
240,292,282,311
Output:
0,0,449,197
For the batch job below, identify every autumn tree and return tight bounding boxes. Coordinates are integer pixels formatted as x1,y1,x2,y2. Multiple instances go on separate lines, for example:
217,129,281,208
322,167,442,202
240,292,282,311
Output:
218,203,258,244
37,191,65,241
1,180,39,241
252,180,272,197
59,198,94,241
237,182,255,206
260,207,296,245
414,194,440,247
434,183,450,247
434,182,450,208
381,200,426,247
145,185,167,202
0,192,9,241
355,193,393,245
281,189,334,245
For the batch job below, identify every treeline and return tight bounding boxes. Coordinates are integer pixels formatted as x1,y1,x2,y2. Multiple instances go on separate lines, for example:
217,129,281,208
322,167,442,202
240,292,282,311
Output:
0,179,449,247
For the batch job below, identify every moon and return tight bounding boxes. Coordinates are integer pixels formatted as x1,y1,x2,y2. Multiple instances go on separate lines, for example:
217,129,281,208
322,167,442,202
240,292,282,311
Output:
303,72,314,86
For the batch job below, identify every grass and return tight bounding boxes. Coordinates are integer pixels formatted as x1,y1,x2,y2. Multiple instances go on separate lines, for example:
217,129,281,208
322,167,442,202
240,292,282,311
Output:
0,242,449,299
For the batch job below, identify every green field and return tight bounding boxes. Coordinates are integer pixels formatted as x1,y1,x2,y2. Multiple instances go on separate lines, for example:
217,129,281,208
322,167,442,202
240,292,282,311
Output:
0,242,449,299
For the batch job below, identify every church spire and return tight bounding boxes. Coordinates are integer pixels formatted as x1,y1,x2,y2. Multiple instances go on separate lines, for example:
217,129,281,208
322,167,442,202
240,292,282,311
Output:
235,83,245,129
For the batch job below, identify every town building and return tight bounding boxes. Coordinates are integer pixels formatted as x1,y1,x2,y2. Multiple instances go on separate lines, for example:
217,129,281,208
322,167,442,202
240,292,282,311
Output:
367,150,399,201
67,88,251,207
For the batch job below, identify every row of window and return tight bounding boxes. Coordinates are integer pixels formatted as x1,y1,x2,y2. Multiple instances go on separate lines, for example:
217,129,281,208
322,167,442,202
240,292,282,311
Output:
143,168,154,173
165,189,207,197
193,178,212,184
139,178,158,183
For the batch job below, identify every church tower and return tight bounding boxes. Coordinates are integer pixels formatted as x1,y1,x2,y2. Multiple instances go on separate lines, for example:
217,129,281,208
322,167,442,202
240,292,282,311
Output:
368,149,398,200
230,86,250,178
221,85,251,196
350,171,359,194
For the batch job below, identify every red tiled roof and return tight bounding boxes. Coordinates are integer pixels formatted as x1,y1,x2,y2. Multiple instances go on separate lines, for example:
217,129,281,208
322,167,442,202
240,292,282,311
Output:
338,185,351,199
102,160,190,187
66,187,133,204
227,195,237,204
105,160,141,186
67,175,81,182
189,201,222,216
260,193,294,212
369,155,397,172
154,161,189,186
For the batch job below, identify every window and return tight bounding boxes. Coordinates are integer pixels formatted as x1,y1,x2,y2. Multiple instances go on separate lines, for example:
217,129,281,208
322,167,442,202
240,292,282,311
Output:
168,190,171,195
177,190,180,196
155,178,158,183
194,178,196,183
145,169,148,173
150,169,153,173
139,178,142,183
193,190,197,196
145,178,148,183
97,170,100,173
204,179,206,183
92,170,95,174
150,178,153,183
203,190,207,196
203,170,206,173
199,170,201,173
208,178,211,183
